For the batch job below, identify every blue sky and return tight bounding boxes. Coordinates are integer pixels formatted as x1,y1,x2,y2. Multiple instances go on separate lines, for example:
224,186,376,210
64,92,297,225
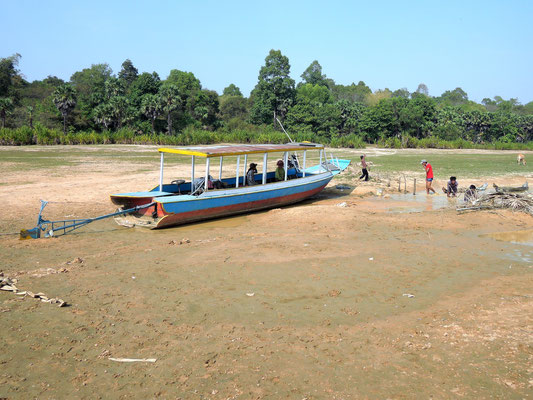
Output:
2,0,532,103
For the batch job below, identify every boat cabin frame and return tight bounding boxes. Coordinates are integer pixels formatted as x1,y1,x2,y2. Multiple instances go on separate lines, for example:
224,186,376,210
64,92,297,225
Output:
156,143,339,195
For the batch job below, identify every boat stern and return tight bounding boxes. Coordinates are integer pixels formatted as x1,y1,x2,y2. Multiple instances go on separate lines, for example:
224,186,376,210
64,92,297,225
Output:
110,191,170,228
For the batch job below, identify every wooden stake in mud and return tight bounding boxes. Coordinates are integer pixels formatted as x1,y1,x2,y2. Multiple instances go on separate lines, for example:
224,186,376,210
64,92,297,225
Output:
413,178,417,195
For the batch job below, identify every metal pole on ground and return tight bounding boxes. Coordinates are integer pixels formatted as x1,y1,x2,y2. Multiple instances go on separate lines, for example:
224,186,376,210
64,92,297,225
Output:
219,157,223,180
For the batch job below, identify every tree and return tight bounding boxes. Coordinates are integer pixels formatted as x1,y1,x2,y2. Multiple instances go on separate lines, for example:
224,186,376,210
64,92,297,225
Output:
70,64,112,128
414,83,429,97
439,87,468,106
141,94,162,134
461,110,491,143
285,102,341,138
330,81,371,103
0,53,21,98
392,88,410,99
53,84,77,134
0,97,14,128
250,49,295,125
222,84,242,97
365,89,392,106
129,72,161,112
300,60,328,87
42,76,65,87
26,105,34,129
219,95,248,121
296,83,331,105
105,77,125,99
189,90,219,129
522,101,533,115
336,100,367,136
109,96,128,129
17,78,63,129
118,59,138,88
158,84,181,134
130,72,161,97
93,103,114,130
399,96,436,138
165,69,202,120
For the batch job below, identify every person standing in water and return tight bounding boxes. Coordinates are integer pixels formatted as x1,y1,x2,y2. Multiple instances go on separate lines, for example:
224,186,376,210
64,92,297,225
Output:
359,154,369,181
421,160,436,194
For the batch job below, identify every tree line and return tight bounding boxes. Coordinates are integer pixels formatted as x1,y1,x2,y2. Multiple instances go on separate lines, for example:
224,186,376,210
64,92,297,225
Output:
1,51,532,147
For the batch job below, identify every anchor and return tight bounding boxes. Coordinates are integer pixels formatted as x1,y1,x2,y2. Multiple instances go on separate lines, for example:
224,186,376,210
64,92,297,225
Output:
20,200,155,239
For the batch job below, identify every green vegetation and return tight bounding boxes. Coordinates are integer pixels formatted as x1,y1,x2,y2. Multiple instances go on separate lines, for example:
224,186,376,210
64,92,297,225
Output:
368,154,533,178
2,145,530,180
0,52,532,148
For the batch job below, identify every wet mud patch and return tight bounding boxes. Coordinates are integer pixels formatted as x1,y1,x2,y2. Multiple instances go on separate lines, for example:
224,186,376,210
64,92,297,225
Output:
483,229,533,246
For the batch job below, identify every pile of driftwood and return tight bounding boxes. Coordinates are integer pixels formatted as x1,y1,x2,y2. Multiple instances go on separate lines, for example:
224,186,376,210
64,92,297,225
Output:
457,191,533,216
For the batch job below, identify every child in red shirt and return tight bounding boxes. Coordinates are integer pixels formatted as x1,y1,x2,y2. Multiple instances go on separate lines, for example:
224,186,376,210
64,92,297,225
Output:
421,160,436,194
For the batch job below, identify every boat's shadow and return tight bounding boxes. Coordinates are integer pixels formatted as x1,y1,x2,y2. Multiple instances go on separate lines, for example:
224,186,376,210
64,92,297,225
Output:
308,185,355,202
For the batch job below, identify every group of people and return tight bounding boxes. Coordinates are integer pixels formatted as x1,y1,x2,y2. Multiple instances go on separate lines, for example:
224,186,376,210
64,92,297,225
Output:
358,156,477,202
245,160,286,186
422,160,477,202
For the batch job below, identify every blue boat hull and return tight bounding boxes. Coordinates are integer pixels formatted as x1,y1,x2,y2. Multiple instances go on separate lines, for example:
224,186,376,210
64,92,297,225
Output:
111,172,334,229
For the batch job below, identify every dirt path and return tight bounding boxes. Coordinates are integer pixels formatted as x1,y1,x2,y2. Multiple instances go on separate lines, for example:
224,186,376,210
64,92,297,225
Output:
0,147,532,399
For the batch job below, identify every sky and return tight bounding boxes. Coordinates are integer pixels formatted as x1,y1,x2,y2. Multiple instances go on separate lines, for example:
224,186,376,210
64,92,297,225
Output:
2,0,532,103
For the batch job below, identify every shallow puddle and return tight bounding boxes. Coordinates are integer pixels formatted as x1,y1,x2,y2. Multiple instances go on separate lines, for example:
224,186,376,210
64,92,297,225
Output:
482,229,533,246
375,193,456,213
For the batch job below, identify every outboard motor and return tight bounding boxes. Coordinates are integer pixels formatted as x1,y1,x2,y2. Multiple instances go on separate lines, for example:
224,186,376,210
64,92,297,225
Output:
288,154,300,170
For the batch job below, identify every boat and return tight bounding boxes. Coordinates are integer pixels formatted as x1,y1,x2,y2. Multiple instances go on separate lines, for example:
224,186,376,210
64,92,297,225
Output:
493,182,528,193
110,143,350,229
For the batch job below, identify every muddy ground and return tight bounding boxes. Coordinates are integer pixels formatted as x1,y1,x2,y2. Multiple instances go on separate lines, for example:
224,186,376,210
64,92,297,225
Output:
0,146,532,399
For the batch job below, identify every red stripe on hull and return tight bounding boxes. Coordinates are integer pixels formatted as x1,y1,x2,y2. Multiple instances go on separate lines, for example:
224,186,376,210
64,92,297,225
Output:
155,184,327,229
111,197,162,217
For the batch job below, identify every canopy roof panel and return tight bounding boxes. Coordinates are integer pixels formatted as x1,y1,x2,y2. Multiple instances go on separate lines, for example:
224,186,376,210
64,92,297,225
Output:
158,143,324,158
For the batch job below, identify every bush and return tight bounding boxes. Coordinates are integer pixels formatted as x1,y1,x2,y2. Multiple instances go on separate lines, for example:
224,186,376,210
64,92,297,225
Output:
330,134,366,148
2,125,533,150
0,126,33,145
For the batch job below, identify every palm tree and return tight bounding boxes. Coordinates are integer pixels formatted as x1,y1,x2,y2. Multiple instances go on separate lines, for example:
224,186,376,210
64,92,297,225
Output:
52,84,77,134
141,94,162,134
158,85,181,135
93,103,114,130
26,106,34,129
109,96,128,129
0,97,14,128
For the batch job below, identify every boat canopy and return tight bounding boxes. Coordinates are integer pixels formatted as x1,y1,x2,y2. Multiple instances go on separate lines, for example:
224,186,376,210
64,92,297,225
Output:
158,143,324,158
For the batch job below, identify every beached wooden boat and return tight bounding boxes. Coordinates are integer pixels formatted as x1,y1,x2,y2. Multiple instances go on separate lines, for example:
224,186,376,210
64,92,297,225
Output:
110,143,350,229
493,182,529,193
